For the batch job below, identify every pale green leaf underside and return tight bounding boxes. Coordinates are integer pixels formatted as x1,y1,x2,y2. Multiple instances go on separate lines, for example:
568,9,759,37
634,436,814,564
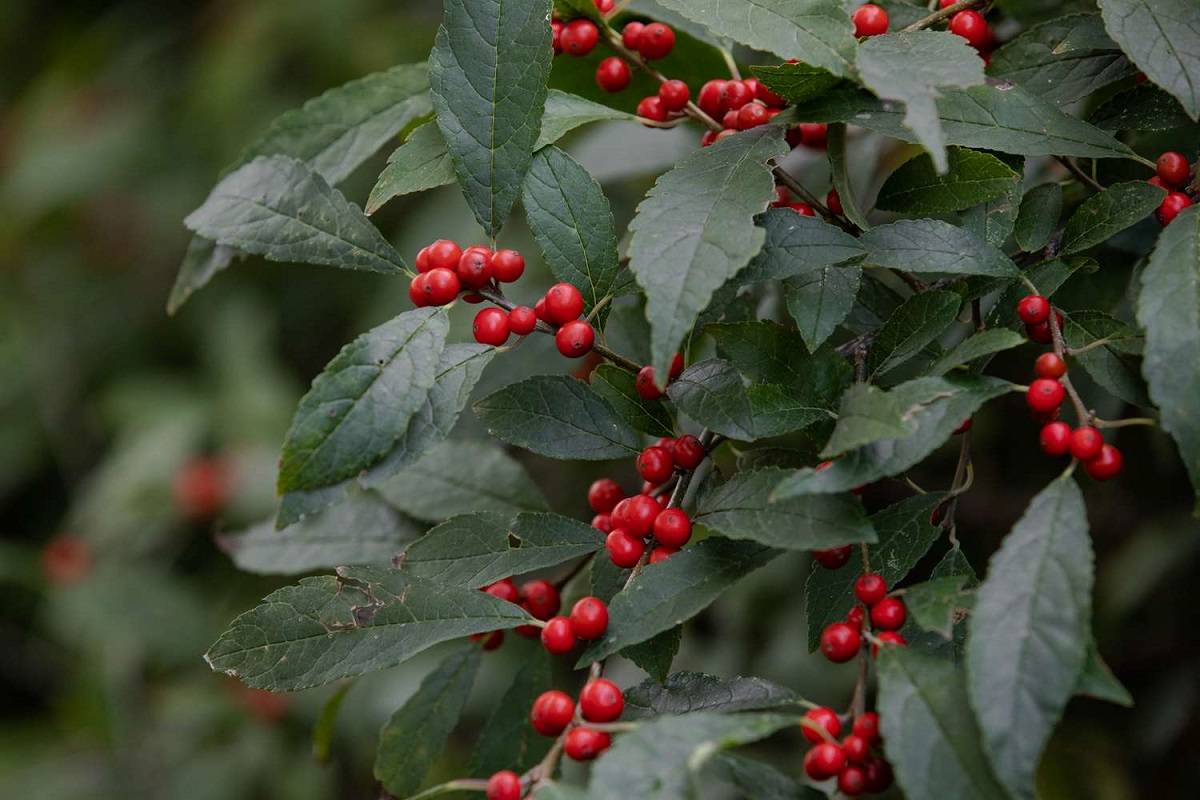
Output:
1099,0,1200,120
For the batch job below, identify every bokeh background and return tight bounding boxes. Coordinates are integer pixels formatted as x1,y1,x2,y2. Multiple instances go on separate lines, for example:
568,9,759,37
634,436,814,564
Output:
1,2,1197,798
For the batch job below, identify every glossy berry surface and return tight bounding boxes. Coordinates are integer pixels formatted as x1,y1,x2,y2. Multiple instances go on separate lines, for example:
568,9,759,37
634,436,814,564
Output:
426,239,462,271
1085,444,1123,481
697,79,726,117
652,507,692,548
473,308,510,346
588,478,624,513
864,758,894,792
530,690,575,736
421,268,460,306
801,706,842,744
1158,192,1193,226
813,545,852,569
873,631,907,655
804,742,846,780
847,605,865,629
570,596,609,640
839,765,868,796
520,579,560,620
636,446,674,484
1156,151,1190,186
1070,426,1104,461
612,494,660,537
635,366,664,400
595,57,631,93
673,435,705,469
484,578,520,605
736,102,769,130
949,10,991,49
508,306,537,335
544,282,584,323
1039,421,1072,456
852,712,880,742
826,189,843,216
555,320,595,358
621,21,644,50
658,79,690,111
1027,378,1065,414
1017,295,1051,325
564,728,611,761
579,678,624,722
490,249,525,282
591,513,612,532
637,23,675,59
842,733,870,764
561,19,599,57
606,529,645,568
636,95,668,122
649,545,676,563
821,621,862,662
854,573,887,606
486,770,521,800
1034,352,1067,379
852,4,889,37
540,616,576,654
869,597,907,631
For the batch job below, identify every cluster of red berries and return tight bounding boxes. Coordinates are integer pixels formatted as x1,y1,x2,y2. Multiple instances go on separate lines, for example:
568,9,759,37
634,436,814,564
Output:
801,708,894,795
689,75,787,143
597,22,678,109
1148,150,1195,226
408,239,524,308
482,281,596,358
474,578,609,655
942,1,996,54
819,572,908,663
1017,296,1124,481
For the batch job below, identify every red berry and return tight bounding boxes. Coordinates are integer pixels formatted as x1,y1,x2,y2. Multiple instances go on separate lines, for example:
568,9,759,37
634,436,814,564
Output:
41,535,92,585
752,78,785,107
939,0,957,6
458,249,494,289
721,109,740,130
1085,444,1123,481
842,735,870,763
1017,295,1051,325
564,727,611,761
826,189,843,216
1158,192,1193,226
870,597,907,631
486,771,522,800
821,621,862,663
551,20,563,54
570,597,609,640
555,320,595,358
1039,421,1072,456
847,605,865,629
854,574,888,606
813,545,852,569
736,102,770,130
673,435,705,469
540,616,577,654
1156,151,1191,186
801,707,842,744
426,239,461,271
588,478,624,513
649,545,676,563
531,689,575,736
697,79,727,118
415,245,432,273
595,57,632,93
669,352,684,379
613,494,661,537
954,417,973,435
949,10,991,49
421,267,461,306
593,0,614,12
1027,378,1065,414
1034,352,1067,379
621,21,644,50
1070,426,1104,461
852,4,889,37
490,249,525,283
1148,175,1170,190
508,306,538,336
635,366,664,400
637,446,675,484
561,19,599,57
638,22,675,60
545,282,584,323
591,513,613,532
473,630,505,650
409,274,429,307
659,79,690,111
723,80,753,111
872,631,907,656
788,201,816,216
652,507,692,548
579,678,624,722
804,742,846,780
637,95,669,123
521,579,560,620
864,758,894,792
839,765,868,796
852,712,880,743
484,578,520,604
473,307,510,346
606,528,645,568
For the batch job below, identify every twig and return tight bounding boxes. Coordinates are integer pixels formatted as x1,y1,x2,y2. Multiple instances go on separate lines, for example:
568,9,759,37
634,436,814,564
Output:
901,0,984,33
1047,309,1092,424
1095,416,1157,429
1055,156,1105,193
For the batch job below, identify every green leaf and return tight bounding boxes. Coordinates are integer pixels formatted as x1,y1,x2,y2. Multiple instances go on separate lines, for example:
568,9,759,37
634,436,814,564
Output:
220,490,420,575
984,257,1095,329
375,646,481,797
1099,0,1200,120
429,0,553,235
624,671,800,719
469,657,555,779
377,440,548,522
989,13,1137,106
522,146,620,316
905,575,974,638
1014,182,1064,252
397,511,603,589
1091,83,1195,130
867,290,963,378
862,220,1019,278
204,566,531,691
277,309,449,493
821,383,910,457
1062,310,1149,406
958,177,1023,248
652,0,856,77
705,753,822,800
857,31,988,172
792,83,1137,161
706,321,853,400
927,328,1027,376
877,149,1020,215
694,467,875,550
1137,203,1200,508
783,265,863,352
877,648,1009,800
576,538,780,665
742,208,866,283
590,364,675,438
1060,180,1166,255
748,62,841,104
622,627,682,683
805,493,946,652
312,681,354,763
967,476,1093,800
828,123,872,230
586,712,801,800
535,89,639,148
629,125,789,383
1075,637,1133,707
167,237,241,315
474,375,641,460
772,375,1015,499
366,122,456,214
184,156,408,274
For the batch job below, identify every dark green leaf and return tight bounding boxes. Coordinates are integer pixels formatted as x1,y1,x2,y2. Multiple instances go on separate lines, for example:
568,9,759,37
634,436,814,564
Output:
784,264,864,352
1014,182,1064,252
857,31,988,172
877,648,1009,800
967,476,1093,800
958,176,1023,248
375,647,481,797
905,575,974,638
535,89,638,148
984,257,1095,329
629,125,788,383
931,545,979,586
469,657,555,778
828,122,871,230
366,122,456,214
429,0,553,235
1091,83,1195,130
862,220,1019,279
1099,0,1200,120
1136,204,1200,508
277,309,449,493
1063,310,1148,406
204,566,531,690
1060,180,1166,255
1075,637,1133,707
805,493,946,652
742,208,865,284
184,156,408,274
474,375,640,460
590,364,675,438
773,375,1015,499
622,627,681,683
167,237,240,315
706,320,853,400
867,290,963,378
705,753,821,800
749,62,841,104
821,383,910,457
927,328,1027,376
577,538,780,665
377,440,547,522
522,146,620,315
877,149,1019,215
397,511,603,589
623,671,800,719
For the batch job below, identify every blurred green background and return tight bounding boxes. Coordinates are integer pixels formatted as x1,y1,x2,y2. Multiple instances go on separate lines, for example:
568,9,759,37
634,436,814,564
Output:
1,2,1197,798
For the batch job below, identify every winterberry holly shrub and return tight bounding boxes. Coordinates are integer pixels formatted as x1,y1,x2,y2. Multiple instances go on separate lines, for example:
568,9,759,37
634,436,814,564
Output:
173,0,1200,797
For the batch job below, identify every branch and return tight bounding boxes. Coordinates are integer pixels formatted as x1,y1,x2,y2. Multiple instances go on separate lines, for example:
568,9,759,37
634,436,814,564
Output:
901,0,985,33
